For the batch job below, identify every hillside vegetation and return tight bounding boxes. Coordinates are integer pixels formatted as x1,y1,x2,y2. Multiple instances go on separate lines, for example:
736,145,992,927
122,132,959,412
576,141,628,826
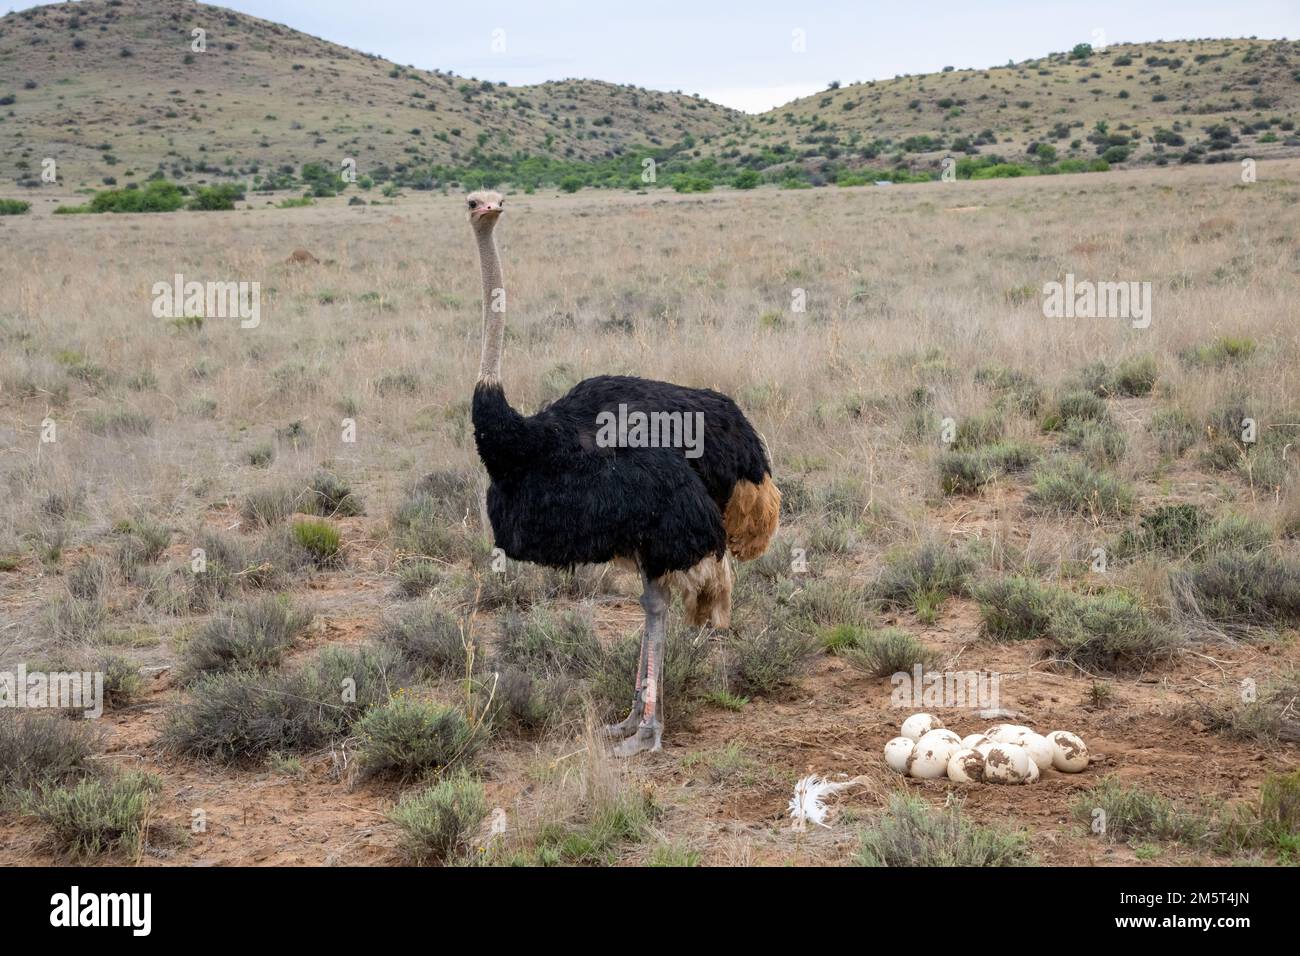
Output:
724,38,1300,183
0,2,1297,195
0,0,737,192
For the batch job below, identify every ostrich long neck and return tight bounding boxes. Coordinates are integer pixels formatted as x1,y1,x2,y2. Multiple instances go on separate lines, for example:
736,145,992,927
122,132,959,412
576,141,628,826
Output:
475,223,505,384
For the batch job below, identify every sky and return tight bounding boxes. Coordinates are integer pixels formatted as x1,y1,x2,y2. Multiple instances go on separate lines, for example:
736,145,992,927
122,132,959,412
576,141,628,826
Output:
22,1,1300,111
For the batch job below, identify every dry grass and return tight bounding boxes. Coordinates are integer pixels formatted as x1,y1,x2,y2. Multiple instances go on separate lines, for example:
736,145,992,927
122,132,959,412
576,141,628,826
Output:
2,159,1299,866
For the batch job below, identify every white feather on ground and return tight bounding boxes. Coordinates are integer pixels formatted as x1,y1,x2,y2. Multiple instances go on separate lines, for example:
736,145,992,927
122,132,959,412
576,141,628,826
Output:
788,774,867,830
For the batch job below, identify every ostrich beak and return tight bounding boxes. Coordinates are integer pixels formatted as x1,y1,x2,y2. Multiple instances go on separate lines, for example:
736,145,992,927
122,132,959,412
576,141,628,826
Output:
471,204,502,221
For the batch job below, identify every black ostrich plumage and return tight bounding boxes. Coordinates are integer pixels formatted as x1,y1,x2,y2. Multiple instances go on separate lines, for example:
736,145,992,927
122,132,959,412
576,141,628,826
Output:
472,374,771,580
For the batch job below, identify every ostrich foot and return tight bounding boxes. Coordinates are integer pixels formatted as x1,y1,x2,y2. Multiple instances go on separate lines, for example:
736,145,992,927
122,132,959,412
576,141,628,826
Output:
602,689,644,738
602,710,641,739
612,722,662,757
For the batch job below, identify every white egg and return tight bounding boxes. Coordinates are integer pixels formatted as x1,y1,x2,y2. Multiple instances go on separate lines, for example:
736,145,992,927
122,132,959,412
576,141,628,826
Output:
985,723,1032,744
975,742,996,758
1023,755,1041,784
947,748,985,784
960,733,991,751
884,736,915,774
917,729,960,761
1047,730,1089,772
1020,732,1054,770
907,738,952,779
918,728,961,748
901,713,944,741
982,742,1031,784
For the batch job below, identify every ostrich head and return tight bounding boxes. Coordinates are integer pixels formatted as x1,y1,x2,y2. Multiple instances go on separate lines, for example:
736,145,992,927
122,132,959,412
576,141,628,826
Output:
466,190,504,228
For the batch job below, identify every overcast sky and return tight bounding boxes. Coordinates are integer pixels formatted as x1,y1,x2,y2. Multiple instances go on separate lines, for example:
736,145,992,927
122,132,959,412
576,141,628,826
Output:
21,0,1300,111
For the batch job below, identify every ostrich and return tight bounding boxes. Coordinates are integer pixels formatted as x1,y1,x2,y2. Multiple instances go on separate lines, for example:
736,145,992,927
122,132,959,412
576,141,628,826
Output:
465,190,780,755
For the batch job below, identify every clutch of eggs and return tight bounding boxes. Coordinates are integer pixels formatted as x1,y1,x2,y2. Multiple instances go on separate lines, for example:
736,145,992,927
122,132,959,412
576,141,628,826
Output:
883,714,1089,784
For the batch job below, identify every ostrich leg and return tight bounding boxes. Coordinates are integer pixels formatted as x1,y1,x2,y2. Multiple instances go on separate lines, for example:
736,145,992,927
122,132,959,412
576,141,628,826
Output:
602,623,648,739
613,575,667,756
603,569,656,739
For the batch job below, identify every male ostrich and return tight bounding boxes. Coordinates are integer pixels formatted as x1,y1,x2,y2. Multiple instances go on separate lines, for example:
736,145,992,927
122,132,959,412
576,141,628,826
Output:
466,190,780,755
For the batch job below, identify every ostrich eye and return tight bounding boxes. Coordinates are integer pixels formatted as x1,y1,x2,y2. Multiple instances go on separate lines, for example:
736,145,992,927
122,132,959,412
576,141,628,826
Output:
467,200,478,209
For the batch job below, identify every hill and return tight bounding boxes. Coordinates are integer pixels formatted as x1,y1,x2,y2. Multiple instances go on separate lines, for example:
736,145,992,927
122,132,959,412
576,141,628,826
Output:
0,0,738,191
0,2,1296,194
715,38,1300,182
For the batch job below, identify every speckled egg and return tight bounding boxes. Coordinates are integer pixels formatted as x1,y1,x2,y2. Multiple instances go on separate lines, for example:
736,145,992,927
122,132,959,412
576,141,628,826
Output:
901,713,944,741
1047,730,1089,772
884,736,916,774
947,748,985,784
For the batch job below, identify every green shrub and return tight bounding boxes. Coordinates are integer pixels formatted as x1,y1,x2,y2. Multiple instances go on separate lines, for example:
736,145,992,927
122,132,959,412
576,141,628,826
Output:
844,627,935,677
874,542,974,619
1203,514,1272,554
377,601,469,678
1062,419,1127,466
1248,770,1300,859
1050,591,1170,671
180,595,311,679
87,180,186,213
953,410,1005,449
1173,551,1300,627
240,485,300,525
1180,337,1256,368
1049,390,1110,429
1198,670,1300,745
819,622,865,655
939,442,1037,495
394,561,442,599
1112,355,1158,396
0,713,97,795
1028,459,1134,516
97,653,143,707
302,471,364,517
1147,408,1198,457
530,790,657,866
779,578,873,631
391,471,480,562
164,645,411,761
1114,503,1208,558
499,606,605,677
389,769,487,864
974,365,1044,416
355,697,479,780
1071,777,1204,844
973,576,1062,641
87,409,153,436
113,517,172,575
724,626,818,695
492,666,581,730
856,793,1032,866
187,183,244,210
291,519,341,567
29,771,161,860
0,199,31,215
671,174,713,193
246,442,275,467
